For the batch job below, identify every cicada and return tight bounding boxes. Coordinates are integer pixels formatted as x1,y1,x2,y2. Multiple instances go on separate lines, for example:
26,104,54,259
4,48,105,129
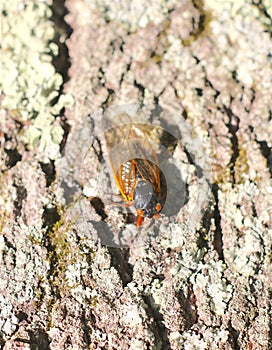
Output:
103,112,164,227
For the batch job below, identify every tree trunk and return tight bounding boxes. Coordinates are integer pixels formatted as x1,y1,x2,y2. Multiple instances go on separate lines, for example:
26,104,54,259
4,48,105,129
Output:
1,0,271,349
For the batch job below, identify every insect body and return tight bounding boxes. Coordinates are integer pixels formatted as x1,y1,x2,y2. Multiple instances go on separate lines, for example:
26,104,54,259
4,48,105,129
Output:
103,113,164,226
115,158,162,227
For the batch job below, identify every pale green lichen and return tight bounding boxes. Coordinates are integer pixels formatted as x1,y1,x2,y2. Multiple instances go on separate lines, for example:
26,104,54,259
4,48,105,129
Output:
0,0,73,162
191,260,233,316
88,0,179,31
263,0,272,17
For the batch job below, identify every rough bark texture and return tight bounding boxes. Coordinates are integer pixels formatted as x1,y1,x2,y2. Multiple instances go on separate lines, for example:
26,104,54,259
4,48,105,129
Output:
0,0,271,349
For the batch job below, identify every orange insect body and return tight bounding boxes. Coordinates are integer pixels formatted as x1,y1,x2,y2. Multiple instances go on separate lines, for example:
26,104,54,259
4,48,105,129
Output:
114,158,162,226
103,116,163,226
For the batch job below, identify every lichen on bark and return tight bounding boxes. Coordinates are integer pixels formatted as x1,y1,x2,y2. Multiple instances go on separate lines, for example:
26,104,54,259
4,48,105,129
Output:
0,0,271,349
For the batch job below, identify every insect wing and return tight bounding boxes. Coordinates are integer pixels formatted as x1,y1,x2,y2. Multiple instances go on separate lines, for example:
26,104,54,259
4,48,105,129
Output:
133,158,160,193
103,114,160,202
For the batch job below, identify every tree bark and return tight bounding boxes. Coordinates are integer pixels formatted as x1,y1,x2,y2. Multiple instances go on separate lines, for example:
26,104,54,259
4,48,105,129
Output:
1,0,271,349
